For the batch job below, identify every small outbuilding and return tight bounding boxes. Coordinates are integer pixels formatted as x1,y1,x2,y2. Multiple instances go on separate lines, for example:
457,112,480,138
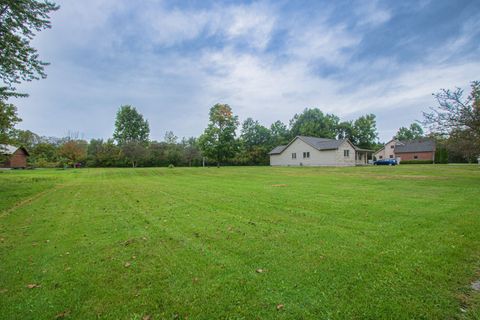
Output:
0,144,29,169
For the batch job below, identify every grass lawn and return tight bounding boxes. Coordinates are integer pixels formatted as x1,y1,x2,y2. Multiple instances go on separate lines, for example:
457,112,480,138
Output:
1,165,479,319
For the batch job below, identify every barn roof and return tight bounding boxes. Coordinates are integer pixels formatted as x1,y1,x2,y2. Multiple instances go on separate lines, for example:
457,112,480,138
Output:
394,139,435,153
0,144,29,156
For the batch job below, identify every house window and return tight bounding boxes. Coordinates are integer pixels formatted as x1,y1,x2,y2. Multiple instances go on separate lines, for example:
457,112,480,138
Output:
379,156,383,159
390,145,395,149
303,152,310,159
389,155,393,158
344,150,349,157
292,153,296,159
414,155,418,159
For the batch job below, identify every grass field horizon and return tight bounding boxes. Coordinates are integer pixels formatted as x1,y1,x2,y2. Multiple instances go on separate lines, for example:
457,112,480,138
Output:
1,165,479,319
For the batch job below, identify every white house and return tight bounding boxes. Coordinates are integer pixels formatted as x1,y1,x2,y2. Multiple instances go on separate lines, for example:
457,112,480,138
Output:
269,136,372,166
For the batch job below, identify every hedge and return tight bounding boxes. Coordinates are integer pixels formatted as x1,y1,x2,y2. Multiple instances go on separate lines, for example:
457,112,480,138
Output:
400,160,434,164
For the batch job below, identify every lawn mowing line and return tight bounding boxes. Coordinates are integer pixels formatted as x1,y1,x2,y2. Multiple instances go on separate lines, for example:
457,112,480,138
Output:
154,176,384,231
151,173,471,240
128,179,378,255
132,177,367,238
0,184,68,218
144,178,476,257
105,180,288,272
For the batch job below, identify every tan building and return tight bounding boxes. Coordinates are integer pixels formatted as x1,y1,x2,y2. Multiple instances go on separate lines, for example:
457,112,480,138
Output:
0,144,29,168
269,136,371,166
374,139,398,160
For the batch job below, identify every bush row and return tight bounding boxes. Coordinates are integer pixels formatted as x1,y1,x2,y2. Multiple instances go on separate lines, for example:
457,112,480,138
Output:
400,160,434,164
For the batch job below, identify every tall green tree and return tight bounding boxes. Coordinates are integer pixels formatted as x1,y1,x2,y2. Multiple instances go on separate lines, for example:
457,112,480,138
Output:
113,105,150,146
289,108,339,139
0,100,21,144
352,114,378,149
336,121,355,141
239,118,272,164
270,120,290,146
0,0,59,99
198,103,239,166
396,123,424,141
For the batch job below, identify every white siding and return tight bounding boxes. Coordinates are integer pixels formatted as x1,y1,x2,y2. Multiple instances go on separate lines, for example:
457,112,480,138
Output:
270,138,356,166
335,140,356,166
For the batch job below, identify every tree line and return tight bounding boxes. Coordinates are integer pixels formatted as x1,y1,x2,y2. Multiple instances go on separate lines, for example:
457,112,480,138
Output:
2,83,480,167
1,103,382,167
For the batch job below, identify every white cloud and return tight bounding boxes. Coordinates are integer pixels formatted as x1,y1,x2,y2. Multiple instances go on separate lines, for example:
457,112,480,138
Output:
354,0,391,27
286,22,360,66
140,2,276,50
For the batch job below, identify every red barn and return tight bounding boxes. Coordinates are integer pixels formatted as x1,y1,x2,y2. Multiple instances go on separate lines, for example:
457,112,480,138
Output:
0,144,29,168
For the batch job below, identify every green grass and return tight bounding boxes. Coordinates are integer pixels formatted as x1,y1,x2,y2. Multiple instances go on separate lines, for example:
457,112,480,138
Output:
0,165,479,319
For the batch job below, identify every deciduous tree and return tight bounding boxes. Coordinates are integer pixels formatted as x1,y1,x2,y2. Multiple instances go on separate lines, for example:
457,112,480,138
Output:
423,81,480,160
270,120,290,146
0,100,21,144
121,141,147,168
58,140,87,167
239,118,272,164
113,105,150,146
353,114,378,149
396,123,424,141
198,103,239,166
0,0,59,99
289,108,339,139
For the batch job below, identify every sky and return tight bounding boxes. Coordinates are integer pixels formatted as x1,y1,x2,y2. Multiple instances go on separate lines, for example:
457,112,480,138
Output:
13,0,480,142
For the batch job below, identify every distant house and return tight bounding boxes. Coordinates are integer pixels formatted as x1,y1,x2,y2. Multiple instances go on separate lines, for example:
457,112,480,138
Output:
0,144,29,168
269,136,372,166
374,139,436,162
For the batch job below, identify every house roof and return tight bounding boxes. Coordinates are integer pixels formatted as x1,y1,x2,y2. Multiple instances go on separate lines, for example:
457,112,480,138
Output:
394,139,435,153
297,136,345,150
0,144,29,156
269,136,369,155
268,145,287,155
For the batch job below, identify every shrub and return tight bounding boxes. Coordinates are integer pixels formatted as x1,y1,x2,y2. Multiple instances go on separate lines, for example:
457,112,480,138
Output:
400,160,434,164
168,164,174,168
33,158,61,168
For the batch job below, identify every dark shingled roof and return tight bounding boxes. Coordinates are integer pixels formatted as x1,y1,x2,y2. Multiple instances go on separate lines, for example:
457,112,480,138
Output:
268,145,287,155
394,139,435,153
298,136,345,150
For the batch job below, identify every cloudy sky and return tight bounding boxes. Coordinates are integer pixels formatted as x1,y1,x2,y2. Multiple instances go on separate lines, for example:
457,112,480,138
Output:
14,0,480,142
